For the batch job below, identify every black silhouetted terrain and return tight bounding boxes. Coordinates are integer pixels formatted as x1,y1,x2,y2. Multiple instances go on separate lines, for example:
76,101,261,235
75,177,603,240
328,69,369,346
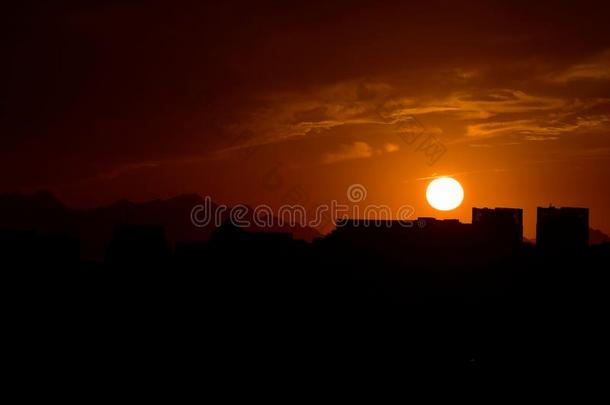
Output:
590,227,610,245
3,192,610,379
0,191,320,260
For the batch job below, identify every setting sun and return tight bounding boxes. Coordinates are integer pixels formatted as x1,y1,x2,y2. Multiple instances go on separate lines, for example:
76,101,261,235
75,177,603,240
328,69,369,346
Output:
426,177,464,211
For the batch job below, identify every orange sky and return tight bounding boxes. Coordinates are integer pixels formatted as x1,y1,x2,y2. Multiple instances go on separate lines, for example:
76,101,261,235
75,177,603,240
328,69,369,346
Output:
2,1,610,237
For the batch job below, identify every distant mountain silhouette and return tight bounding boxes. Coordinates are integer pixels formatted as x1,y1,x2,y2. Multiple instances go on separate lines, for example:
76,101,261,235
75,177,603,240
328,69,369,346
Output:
590,228,610,245
0,191,320,259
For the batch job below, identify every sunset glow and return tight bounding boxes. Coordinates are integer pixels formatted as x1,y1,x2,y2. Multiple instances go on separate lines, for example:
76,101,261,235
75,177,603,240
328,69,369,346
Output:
2,2,609,239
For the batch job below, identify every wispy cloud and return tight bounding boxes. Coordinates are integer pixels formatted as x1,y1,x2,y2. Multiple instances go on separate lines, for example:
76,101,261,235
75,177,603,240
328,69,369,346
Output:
393,90,566,120
383,143,400,153
321,141,373,164
219,73,609,153
549,49,610,82
466,115,610,140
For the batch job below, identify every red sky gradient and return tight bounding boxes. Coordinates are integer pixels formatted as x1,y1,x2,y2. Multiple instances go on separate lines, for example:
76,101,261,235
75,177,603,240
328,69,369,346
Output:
2,1,610,238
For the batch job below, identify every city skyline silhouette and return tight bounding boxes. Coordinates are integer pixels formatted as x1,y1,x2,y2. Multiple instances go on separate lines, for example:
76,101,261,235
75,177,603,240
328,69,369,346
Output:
3,0,610,387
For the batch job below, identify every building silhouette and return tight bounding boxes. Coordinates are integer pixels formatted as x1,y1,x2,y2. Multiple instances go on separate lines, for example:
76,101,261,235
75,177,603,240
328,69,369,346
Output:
327,218,482,268
211,220,293,245
472,207,523,251
0,228,80,270
106,224,171,266
536,206,589,252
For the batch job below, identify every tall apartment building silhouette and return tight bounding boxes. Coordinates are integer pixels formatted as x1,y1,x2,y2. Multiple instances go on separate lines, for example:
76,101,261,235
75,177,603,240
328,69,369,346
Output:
472,207,523,249
536,206,589,251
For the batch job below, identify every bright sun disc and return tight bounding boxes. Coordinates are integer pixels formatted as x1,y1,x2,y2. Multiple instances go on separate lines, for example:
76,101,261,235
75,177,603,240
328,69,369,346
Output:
426,177,464,211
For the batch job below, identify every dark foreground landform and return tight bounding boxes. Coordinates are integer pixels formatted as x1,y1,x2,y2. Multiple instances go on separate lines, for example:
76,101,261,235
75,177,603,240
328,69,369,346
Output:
4,220,609,382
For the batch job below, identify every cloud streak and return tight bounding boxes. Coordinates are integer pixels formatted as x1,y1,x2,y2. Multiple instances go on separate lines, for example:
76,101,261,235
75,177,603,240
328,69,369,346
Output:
321,141,374,165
